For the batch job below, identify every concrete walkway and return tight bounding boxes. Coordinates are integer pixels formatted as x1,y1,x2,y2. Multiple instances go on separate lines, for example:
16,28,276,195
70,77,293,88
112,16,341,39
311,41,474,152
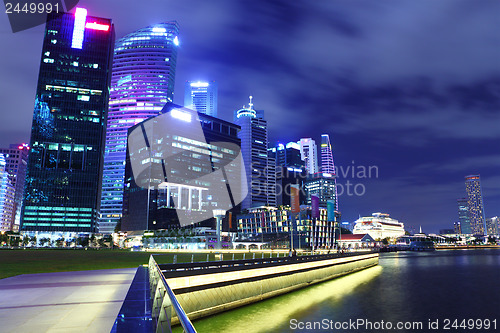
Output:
0,268,137,333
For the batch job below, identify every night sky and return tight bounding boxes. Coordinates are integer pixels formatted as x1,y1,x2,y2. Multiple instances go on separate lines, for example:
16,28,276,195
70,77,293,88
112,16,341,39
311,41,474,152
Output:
1,0,499,233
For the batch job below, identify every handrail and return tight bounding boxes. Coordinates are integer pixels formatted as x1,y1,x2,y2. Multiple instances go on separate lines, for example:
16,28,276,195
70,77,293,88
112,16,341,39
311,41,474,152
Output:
149,255,197,333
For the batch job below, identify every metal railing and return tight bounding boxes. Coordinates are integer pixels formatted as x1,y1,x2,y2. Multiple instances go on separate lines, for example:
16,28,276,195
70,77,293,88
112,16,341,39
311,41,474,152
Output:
149,255,197,333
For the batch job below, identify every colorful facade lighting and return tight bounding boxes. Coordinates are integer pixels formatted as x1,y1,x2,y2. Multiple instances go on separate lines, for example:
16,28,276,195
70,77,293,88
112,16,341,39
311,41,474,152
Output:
71,8,87,49
85,22,110,31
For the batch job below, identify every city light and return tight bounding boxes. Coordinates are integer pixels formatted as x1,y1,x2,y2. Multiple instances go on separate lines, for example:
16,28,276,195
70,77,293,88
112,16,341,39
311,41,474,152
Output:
173,36,179,46
171,109,192,122
85,22,110,31
71,8,87,49
190,81,209,88
152,27,166,33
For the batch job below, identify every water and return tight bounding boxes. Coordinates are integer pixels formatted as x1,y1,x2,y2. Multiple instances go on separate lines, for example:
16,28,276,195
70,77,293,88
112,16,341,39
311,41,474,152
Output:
184,249,500,332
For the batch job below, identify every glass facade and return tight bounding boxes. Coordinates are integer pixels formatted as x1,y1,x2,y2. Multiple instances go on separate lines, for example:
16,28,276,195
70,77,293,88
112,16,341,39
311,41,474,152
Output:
184,81,218,117
465,175,486,235
457,197,471,234
99,22,179,234
21,10,114,233
299,138,319,175
122,103,242,231
235,97,276,209
0,154,16,232
0,144,29,231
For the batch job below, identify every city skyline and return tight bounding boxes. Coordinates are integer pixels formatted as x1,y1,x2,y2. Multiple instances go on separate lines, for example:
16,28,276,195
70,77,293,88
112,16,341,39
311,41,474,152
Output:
1,0,499,232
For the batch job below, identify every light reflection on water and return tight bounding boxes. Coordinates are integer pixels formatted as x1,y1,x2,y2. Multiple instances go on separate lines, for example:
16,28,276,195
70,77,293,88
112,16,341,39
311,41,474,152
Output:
176,266,382,333
175,250,500,333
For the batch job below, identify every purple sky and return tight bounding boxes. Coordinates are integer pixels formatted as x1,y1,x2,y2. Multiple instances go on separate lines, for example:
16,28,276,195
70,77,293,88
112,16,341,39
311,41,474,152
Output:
1,0,499,233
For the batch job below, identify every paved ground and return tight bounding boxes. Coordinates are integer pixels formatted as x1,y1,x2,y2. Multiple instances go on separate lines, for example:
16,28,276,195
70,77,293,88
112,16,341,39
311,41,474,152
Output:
0,268,137,333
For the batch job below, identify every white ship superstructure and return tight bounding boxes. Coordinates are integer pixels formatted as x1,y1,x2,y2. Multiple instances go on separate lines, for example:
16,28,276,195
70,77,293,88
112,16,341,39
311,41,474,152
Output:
353,213,405,240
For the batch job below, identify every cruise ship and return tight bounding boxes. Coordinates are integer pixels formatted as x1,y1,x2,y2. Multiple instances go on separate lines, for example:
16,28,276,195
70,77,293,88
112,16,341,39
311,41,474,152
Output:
353,213,405,240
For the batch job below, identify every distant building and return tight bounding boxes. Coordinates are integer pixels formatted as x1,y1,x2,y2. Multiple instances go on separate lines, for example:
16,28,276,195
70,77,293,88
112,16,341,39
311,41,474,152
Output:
21,9,114,235
237,206,338,249
269,142,306,206
184,81,218,117
338,234,376,250
0,154,15,232
453,221,462,234
465,175,486,235
303,174,337,208
299,138,318,175
0,144,29,231
439,229,455,235
320,134,335,174
457,198,471,234
99,22,180,234
485,217,499,235
353,213,405,240
234,97,276,209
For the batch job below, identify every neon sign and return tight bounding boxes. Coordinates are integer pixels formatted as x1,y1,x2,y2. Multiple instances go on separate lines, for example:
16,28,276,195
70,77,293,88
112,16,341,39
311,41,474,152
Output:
85,22,110,31
71,8,87,49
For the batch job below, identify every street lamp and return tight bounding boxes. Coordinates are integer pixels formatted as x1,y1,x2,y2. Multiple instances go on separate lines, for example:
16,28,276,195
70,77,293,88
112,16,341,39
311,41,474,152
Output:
213,209,226,250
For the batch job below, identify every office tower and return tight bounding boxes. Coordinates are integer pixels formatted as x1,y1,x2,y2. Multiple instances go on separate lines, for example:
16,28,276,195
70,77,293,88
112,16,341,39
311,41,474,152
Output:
485,217,499,236
234,97,276,209
0,154,16,232
299,138,319,175
99,22,179,234
184,81,217,117
122,103,242,231
320,134,335,174
457,198,471,234
0,144,29,231
453,221,462,234
21,9,114,234
269,142,306,206
303,174,337,208
465,175,486,235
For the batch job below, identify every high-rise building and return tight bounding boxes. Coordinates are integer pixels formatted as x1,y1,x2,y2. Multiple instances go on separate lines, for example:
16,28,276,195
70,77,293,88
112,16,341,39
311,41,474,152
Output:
122,103,243,231
269,142,306,206
21,9,114,234
320,134,335,174
99,22,180,234
234,97,276,209
465,175,486,235
0,154,16,232
299,138,319,175
184,81,217,117
304,174,337,208
485,216,499,236
457,197,471,234
0,144,29,231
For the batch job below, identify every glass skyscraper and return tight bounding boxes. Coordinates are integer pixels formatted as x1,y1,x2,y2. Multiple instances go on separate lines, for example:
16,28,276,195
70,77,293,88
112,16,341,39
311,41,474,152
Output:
0,144,29,231
234,97,276,209
184,81,218,117
21,9,114,234
0,154,16,232
465,175,486,235
457,197,471,234
99,22,180,234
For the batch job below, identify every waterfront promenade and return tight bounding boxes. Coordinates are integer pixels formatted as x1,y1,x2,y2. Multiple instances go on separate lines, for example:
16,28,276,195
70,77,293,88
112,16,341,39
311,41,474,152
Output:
0,268,136,333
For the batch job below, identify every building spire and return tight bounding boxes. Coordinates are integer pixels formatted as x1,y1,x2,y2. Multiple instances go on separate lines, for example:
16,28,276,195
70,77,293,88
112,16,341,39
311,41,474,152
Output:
248,95,253,110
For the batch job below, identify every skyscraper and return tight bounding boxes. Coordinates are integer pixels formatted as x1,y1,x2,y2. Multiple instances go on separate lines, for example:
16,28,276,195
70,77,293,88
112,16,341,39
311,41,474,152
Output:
457,197,471,234
269,142,306,206
320,134,335,174
299,138,319,175
184,81,218,117
99,22,180,234
21,9,114,234
465,175,486,235
0,154,15,232
235,97,276,209
0,144,29,231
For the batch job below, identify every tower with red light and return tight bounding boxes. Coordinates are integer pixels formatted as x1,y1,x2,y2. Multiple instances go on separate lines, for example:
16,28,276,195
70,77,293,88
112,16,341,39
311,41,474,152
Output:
21,9,114,235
